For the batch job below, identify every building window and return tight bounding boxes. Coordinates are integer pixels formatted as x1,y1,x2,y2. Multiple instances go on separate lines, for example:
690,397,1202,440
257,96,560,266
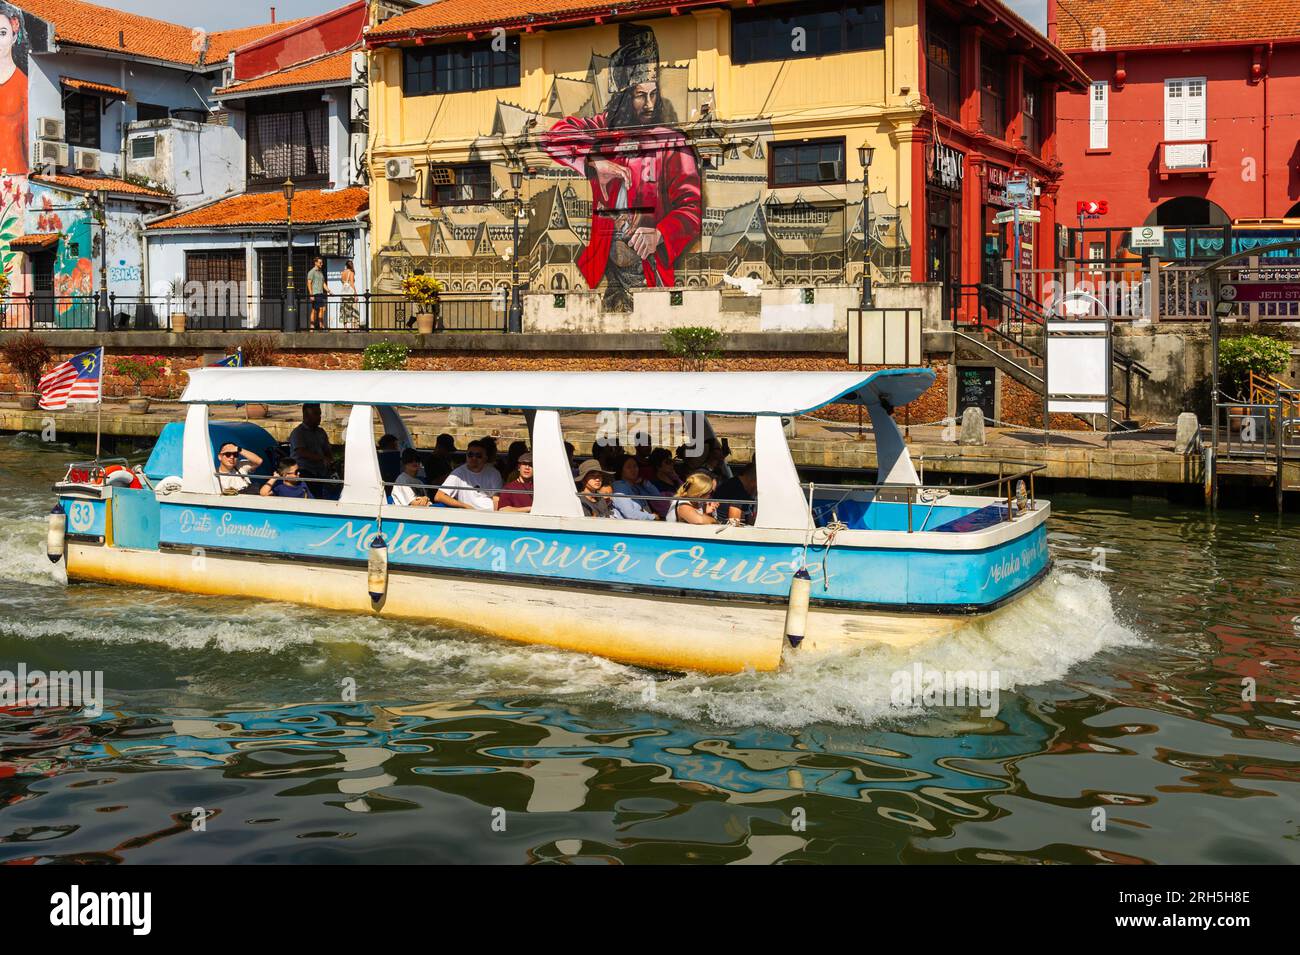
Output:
247,98,329,184
732,1,885,65
769,138,846,187
1021,82,1041,154
1164,76,1206,141
65,93,100,149
980,47,1007,138
185,250,247,288
429,163,493,205
404,36,520,96
925,17,961,121
130,136,156,160
1089,81,1108,150
136,102,169,123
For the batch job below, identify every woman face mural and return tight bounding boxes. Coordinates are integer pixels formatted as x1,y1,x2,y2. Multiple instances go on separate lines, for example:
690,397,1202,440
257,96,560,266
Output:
0,3,29,176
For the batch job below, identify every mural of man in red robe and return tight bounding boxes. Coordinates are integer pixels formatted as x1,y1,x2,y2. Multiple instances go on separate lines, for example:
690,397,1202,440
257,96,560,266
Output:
542,25,701,311
0,4,29,176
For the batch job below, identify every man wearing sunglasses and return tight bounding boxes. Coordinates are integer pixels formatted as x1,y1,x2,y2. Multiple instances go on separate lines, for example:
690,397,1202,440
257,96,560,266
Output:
216,442,263,495
442,439,502,510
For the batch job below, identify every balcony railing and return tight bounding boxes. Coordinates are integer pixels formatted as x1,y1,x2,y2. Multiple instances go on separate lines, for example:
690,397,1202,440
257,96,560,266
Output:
1158,139,1216,180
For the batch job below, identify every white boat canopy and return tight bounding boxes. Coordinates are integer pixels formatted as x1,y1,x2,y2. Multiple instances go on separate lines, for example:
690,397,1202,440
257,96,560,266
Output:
179,367,935,416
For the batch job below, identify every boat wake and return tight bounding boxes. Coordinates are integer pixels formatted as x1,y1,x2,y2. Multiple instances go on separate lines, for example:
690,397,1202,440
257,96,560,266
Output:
0,490,1141,728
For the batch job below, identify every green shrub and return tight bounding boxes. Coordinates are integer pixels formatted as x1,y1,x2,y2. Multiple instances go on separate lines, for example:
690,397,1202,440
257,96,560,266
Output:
1219,334,1292,398
663,326,723,372
362,339,410,371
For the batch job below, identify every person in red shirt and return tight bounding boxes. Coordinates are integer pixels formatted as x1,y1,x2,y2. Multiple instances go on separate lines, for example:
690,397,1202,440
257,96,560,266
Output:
0,5,28,176
541,25,701,312
494,452,535,512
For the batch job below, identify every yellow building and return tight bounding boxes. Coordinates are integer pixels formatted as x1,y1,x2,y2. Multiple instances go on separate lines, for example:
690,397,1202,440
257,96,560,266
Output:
365,0,928,319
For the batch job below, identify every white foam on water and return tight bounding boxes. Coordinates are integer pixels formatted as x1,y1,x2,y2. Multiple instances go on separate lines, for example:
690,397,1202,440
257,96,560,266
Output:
0,498,68,589
586,569,1145,730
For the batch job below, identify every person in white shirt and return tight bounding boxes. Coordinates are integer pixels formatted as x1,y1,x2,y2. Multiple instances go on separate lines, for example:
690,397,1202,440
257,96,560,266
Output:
443,440,502,510
216,442,263,494
390,449,471,508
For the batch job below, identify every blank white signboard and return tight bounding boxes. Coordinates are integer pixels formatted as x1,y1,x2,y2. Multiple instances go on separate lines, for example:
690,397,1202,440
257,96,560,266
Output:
1047,337,1108,397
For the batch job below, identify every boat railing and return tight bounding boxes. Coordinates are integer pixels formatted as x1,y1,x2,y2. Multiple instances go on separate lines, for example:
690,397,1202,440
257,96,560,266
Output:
804,460,1046,533
59,458,133,485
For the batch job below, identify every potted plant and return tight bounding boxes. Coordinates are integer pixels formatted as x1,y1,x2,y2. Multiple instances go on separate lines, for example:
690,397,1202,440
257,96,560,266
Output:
1219,333,1293,435
112,354,165,414
2,333,52,410
400,273,444,334
167,278,188,335
237,334,279,419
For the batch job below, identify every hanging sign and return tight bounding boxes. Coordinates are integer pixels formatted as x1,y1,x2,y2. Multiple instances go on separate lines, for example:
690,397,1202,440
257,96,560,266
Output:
928,143,965,193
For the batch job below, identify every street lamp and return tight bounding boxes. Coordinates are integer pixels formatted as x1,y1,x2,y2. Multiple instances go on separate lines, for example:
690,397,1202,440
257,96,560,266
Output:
857,144,875,309
95,188,110,331
283,177,296,332
508,165,524,334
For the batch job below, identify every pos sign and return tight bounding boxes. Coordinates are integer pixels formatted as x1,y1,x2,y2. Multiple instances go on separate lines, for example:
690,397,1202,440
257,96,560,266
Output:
1076,200,1108,218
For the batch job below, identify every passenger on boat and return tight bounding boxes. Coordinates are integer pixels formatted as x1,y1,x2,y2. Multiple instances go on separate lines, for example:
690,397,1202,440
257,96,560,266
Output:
479,436,500,471
503,440,529,479
715,462,757,524
494,452,534,512
649,448,682,497
443,440,503,510
216,442,263,494
667,471,719,524
576,459,621,518
377,434,399,452
391,449,470,508
612,454,660,521
435,433,457,458
290,404,336,498
259,457,313,499
630,432,656,482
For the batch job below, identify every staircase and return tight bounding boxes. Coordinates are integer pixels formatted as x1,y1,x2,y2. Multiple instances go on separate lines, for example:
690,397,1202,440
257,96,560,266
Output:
952,283,1151,424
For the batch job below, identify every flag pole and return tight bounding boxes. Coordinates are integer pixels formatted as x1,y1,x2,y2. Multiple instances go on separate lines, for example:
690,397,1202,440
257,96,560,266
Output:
95,346,104,461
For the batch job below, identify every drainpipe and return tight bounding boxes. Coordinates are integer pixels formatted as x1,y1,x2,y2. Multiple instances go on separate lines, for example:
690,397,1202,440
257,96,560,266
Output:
1263,43,1272,217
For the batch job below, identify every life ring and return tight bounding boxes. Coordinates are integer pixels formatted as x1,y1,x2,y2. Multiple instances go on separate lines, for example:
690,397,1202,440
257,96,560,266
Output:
100,465,142,489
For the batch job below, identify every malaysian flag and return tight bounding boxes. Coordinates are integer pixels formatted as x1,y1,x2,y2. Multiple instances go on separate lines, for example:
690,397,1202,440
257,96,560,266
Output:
210,348,242,367
38,348,103,410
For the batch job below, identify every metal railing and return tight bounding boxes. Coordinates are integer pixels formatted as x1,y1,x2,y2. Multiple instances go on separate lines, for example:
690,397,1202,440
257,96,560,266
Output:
2,292,508,333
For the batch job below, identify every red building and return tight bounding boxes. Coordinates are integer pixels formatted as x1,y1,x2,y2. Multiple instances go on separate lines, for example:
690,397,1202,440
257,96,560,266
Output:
915,0,1088,316
1054,0,1300,259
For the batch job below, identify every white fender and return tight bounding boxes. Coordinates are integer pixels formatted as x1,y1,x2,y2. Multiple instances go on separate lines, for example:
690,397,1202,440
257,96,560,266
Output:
784,567,811,648
47,503,66,563
367,533,388,605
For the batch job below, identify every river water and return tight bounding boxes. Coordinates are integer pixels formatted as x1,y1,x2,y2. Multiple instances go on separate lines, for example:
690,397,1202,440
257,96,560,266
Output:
1,436,1297,864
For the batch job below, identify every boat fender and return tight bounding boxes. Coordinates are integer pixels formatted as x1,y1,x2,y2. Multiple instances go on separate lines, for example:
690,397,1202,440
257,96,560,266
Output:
367,534,388,606
784,567,811,648
47,503,66,564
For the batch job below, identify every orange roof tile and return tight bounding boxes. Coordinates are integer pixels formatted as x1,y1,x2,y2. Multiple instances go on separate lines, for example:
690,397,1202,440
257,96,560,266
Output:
146,187,368,230
15,0,299,68
1056,0,1300,50
60,76,128,98
11,233,61,251
215,51,355,97
368,0,700,40
31,173,172,199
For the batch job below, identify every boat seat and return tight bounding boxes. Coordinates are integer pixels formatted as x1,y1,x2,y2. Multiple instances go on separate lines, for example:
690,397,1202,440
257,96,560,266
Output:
931,503,1007,533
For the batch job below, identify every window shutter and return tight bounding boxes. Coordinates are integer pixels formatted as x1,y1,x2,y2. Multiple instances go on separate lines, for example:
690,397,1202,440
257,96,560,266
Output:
1165,78,1187,140
1089,82,1108,150
1185,78,1207,139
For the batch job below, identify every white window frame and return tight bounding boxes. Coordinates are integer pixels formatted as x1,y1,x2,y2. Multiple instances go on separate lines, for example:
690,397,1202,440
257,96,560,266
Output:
1164,76,1206,142
1089,81,1108,150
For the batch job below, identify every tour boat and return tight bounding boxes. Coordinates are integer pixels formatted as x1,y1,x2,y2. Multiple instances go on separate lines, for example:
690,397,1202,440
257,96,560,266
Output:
48,368,1051,674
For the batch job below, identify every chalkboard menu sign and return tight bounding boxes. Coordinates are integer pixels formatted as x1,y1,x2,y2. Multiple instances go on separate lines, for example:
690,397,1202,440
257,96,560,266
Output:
956,366,996,422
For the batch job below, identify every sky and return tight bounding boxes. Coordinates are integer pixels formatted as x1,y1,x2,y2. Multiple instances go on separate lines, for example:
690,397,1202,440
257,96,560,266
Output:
96,0,1051,34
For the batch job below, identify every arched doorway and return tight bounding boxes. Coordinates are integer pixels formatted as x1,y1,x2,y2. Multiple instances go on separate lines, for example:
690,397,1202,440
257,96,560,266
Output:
1284,200,1300,219
1146,197,1230,227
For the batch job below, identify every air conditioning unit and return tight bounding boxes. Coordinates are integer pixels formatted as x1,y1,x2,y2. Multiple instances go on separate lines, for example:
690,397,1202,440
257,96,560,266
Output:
37,140,70,167
385,157,415,180
37,117,64,141
74,148,101,173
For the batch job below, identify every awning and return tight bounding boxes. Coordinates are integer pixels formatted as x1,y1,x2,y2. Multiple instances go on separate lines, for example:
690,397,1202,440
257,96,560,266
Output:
61,77,128,102
180,368,936,415
9,233,60,251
